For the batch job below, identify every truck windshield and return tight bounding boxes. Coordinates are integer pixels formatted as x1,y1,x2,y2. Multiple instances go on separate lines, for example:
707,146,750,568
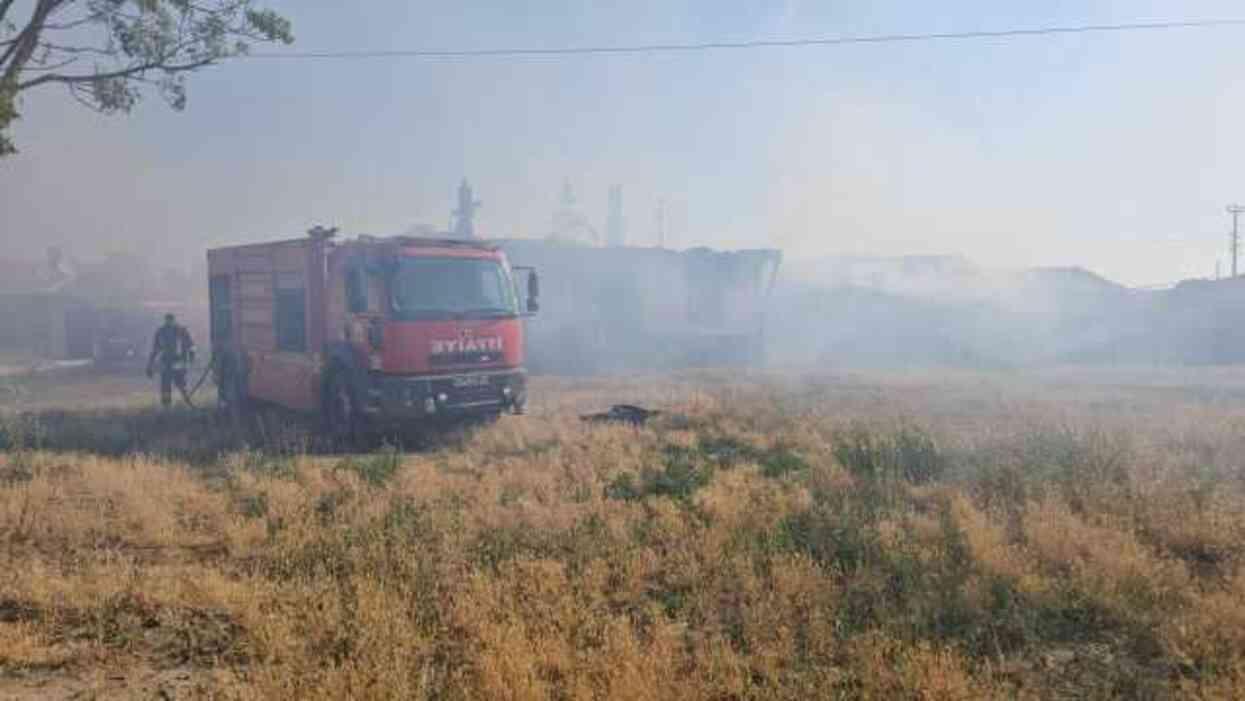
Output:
390,257,519,320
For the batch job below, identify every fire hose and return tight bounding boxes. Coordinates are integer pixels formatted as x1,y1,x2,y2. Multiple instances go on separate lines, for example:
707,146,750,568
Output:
148,354,216,409
184,354,217,407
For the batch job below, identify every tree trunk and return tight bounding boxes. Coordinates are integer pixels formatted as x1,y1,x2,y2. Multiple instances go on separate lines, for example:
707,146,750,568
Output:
1,0,61,85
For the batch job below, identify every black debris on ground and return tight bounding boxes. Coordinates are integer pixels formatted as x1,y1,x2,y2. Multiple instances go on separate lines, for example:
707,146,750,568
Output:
580,404,662,426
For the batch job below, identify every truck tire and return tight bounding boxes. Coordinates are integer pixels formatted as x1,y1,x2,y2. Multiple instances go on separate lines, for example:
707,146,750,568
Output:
324,369,364,449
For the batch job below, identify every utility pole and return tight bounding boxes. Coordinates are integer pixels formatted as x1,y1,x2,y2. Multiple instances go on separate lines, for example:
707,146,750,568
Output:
1228,204,1245,277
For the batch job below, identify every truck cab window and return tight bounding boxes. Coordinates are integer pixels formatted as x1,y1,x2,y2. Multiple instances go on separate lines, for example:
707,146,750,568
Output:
390,257,518,320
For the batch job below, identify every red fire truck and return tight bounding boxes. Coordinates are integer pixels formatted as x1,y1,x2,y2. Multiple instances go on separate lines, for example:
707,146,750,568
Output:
207,228,538,442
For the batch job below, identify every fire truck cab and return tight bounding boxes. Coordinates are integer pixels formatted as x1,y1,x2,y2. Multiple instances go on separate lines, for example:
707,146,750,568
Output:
207,229,538,441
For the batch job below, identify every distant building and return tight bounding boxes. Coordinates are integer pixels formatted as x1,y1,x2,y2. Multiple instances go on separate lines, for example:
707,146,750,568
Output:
0,251,90,359
0,248,201,362
550,180,598,244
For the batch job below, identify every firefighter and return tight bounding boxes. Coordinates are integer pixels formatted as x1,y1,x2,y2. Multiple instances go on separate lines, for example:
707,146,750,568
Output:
146,313,196,408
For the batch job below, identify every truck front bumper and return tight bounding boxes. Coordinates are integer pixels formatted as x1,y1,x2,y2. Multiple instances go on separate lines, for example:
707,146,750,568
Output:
361,369,527,419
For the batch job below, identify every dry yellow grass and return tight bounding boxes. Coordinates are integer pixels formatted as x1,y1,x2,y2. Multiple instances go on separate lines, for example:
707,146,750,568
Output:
2,369,1245,699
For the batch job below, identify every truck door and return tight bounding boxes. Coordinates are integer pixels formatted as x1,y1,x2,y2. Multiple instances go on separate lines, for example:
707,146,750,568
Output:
342,262,387,368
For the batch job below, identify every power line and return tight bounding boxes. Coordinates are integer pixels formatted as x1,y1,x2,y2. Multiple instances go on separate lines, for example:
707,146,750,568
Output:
242,18,1245,61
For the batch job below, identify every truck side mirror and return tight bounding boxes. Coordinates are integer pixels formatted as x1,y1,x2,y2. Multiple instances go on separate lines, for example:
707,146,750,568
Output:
527,270,540,313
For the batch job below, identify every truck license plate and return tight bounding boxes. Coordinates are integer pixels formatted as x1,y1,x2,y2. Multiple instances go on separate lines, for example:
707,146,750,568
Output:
452,375,488,388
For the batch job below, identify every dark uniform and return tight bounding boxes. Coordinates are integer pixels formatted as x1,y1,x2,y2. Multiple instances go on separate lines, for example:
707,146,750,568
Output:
147,315,195,407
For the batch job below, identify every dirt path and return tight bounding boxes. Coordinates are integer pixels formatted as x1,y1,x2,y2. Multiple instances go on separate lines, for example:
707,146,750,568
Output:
2,665,217,700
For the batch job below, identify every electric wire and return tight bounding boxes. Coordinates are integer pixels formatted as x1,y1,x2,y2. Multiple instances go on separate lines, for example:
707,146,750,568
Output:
240,18,1245,61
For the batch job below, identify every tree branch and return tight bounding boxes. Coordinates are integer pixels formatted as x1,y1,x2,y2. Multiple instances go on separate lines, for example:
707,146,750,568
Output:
19,54,77,72
44,0,79,26
2,2,53,80
41,14,96,32
18,56,215,90
3,0,292,157
36,42,113,57
0,0,17,28
1,0,73,79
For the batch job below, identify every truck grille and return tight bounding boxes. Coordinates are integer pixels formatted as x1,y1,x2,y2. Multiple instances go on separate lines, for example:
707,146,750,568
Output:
430,377,502,406
429,351,502,367
453,385,499,405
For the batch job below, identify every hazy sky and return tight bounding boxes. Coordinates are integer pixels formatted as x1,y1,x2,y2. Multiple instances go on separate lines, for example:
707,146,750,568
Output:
3,0,1245,286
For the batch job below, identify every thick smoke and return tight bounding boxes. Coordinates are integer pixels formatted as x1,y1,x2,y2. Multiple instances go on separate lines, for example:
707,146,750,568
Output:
766,256,1245,368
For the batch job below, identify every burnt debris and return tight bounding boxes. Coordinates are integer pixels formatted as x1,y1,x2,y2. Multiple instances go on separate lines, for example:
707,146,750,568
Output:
580,404,662,426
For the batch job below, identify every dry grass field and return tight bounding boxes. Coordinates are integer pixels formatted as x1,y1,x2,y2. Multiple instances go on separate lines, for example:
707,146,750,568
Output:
3,367,1245,699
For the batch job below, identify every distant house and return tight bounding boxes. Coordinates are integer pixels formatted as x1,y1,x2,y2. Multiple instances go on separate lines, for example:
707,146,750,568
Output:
0,248,205,363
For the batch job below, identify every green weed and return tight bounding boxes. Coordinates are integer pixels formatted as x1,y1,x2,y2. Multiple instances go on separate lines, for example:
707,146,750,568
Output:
833,422,947,484
335,443,404,486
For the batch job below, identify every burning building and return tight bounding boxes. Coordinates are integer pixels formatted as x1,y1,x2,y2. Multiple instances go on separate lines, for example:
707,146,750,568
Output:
494,239,781,374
